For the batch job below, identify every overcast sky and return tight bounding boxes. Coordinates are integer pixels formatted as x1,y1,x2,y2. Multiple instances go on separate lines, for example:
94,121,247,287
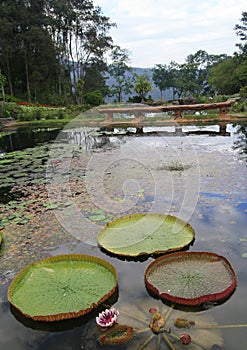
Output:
94,0,246,67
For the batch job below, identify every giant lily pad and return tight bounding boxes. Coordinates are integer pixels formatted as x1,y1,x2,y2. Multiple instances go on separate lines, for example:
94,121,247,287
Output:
8,254,118,321
97,214,194,257
145,251,237,306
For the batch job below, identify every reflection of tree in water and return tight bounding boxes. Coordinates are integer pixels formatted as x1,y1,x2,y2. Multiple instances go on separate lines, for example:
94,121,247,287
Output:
66,127,126,152
232,123,247,161
66,128,106,152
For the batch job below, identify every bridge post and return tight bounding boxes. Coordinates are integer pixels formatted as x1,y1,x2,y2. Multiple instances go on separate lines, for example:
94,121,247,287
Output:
106,112,113,122
174,109,183,119
218,106,228,118
134,112,144,122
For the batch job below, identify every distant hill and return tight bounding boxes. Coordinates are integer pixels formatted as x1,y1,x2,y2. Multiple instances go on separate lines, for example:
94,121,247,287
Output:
105,67,173,102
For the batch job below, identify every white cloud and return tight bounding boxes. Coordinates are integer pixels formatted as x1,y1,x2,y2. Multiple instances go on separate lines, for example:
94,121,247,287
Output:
95,0,246,67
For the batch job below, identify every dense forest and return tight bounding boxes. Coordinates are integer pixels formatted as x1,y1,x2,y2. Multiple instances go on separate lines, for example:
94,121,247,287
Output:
0,1,246,105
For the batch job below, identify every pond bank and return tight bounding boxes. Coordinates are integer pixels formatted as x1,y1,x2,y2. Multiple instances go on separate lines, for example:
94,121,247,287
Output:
1,112,247,131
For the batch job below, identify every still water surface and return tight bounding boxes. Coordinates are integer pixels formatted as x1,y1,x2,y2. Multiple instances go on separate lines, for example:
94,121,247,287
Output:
0,122,247,349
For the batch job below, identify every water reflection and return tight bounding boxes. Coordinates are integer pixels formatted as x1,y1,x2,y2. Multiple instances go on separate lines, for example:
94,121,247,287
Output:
58,123,247,158
232,122,247,161
0,127,61,153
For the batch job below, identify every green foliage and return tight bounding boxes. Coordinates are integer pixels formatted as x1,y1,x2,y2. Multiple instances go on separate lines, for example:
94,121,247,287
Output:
127,95,142,103
0,1,115,105
107,46,134,102
240,86,247,98
6,104,68,122
133,74,152,101
234,11,247,54
208,57,246,95
152,64,173,100
84,90,104,106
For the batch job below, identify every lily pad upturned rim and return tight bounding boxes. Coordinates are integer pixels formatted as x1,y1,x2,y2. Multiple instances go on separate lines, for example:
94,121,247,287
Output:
8,254,118,322
97,213,195,258
145,251,237,306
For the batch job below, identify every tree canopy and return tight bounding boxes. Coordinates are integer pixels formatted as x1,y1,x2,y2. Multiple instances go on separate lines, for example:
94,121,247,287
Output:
0,0,115,104
0,5,246,105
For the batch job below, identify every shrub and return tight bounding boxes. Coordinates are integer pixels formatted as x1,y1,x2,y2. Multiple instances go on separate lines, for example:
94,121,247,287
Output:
240,86,247,99
83,90,103,106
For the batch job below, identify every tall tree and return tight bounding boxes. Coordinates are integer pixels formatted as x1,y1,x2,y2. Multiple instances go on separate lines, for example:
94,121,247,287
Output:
152,64,172,100
133,74,152,102
208,57,241,94
208,12,247,95
46,1,115,103
0,70,6,101
234,11,247,55
186,50,228,95
107,46,134,102
0,0,115,104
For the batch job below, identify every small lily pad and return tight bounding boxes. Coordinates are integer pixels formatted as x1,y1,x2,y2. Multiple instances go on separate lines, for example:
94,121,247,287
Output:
97,214,195,257
98,324,133,346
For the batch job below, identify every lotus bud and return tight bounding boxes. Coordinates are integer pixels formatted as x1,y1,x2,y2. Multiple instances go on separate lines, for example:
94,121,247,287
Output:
180,333,191,345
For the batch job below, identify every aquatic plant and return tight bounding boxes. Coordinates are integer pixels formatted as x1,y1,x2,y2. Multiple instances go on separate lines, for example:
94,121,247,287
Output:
98,324,133,346
97,214,195,257
8,254,118,321
145,251,237,306
81,298,226,349
179,333,191,345
96,308,119,329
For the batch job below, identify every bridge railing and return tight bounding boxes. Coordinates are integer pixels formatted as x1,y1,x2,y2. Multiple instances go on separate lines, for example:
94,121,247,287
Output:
98,99,237,121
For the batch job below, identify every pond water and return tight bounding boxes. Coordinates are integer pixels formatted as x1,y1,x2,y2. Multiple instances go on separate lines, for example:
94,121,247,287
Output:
0,121,247,350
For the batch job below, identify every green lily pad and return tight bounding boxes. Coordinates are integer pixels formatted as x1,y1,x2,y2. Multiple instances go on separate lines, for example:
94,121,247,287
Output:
8,254,118,321
97,214,195,257
145,251,237,306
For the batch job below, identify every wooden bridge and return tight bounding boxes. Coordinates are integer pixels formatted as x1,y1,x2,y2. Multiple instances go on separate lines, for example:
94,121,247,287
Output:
98,99,237,121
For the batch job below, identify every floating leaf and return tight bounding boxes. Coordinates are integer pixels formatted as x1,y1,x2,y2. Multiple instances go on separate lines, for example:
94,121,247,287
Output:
0,219,10,227
90,215,107,222
43,202,61,209
97,214,194,257
8,254,118,321
98,324,133,346
145,252,237,306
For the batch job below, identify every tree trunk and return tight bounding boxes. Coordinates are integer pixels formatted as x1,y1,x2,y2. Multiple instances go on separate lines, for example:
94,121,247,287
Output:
6,52,13,97
1,84,5,101
24,49,31,102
